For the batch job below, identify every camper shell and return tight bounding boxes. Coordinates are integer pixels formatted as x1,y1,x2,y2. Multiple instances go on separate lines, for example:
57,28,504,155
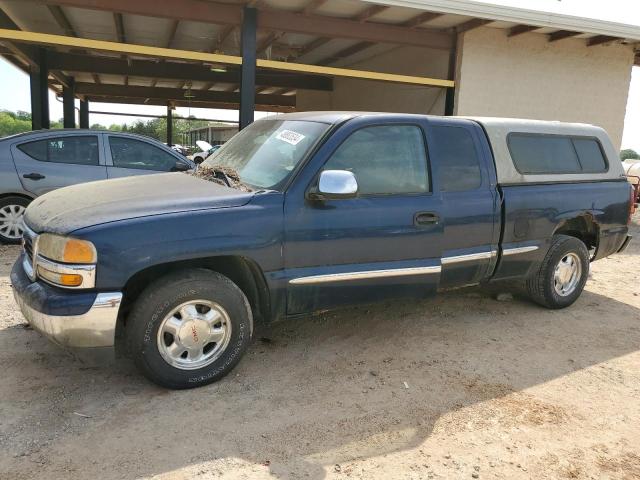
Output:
463,117,624,185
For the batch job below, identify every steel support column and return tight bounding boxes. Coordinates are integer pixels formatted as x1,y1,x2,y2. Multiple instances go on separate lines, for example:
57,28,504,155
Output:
444,41,457,116
239,7,256,130
63,77,75,128
30,48,50,129
79,99,89,128
166,106,173,146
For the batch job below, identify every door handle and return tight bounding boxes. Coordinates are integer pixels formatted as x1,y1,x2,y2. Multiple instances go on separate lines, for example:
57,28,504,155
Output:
414,212,439,225
23,173,45,180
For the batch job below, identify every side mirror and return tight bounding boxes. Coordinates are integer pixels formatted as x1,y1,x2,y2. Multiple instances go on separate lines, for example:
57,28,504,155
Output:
310,170,358,200
172,161,191,172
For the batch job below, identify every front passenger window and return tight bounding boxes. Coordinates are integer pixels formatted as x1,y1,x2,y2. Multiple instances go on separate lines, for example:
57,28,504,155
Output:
322,125,429,195
109,137,178,171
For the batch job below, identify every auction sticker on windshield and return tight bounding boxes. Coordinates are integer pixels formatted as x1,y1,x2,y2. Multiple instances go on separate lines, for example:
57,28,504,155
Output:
276,130,306,146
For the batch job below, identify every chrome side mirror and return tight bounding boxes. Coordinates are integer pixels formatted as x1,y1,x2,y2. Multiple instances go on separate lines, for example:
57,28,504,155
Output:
313,170,358,200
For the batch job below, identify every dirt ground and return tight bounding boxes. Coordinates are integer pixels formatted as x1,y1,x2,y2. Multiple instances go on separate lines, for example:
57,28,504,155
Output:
1,219,639,480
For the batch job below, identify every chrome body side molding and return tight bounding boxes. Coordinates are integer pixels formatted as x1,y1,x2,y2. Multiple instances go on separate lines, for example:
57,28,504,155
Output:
502,245,539,256
289,265,441,285
441,250,497,265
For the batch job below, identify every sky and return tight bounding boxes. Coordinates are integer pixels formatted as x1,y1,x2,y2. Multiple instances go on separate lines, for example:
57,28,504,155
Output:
0,0,638,150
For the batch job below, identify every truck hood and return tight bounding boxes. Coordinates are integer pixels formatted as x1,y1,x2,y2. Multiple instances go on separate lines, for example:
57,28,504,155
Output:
24,172,254,234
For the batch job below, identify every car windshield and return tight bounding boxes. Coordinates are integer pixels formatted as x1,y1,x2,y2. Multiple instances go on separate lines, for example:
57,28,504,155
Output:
202,119,331,189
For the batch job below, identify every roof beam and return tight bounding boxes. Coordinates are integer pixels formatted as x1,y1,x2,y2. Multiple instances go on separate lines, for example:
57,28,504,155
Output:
317,41,374,66
303,0,327,15
33,0,453,49
45,4,98,85
354,5,389,22
34,0,242,26
113,13,125,42
402,11,445,29
508,24,540,37
257,30,284,55
75,82,296,107
0,7,70,88
46,51,334,90
85,95,295,113
456,18,492,34
0,28,452,87
548,30,582,42
166,20,179,49
587,35,618,47
258,9,453,49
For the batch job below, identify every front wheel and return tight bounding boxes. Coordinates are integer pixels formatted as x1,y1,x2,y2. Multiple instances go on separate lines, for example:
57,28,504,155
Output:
126,269,253,389
526,234,589,309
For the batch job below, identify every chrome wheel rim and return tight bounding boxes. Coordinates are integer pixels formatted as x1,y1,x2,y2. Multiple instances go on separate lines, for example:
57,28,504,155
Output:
157,299,232,370
553,253,582,297
0,204,25,240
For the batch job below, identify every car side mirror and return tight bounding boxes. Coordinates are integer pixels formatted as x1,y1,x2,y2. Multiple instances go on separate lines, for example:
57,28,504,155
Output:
309,170,358,200
172,161,191,172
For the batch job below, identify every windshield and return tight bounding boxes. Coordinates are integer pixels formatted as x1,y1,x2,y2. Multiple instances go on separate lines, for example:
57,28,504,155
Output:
202,119,331,189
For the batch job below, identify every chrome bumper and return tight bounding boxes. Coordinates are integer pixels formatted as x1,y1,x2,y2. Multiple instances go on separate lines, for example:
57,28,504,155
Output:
13,290,122,349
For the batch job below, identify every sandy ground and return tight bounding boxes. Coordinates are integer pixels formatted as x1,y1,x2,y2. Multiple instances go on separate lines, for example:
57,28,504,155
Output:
0,218,639,480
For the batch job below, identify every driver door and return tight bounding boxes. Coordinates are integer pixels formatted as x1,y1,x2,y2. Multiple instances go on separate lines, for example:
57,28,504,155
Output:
283,119,444,315
105,135,186,178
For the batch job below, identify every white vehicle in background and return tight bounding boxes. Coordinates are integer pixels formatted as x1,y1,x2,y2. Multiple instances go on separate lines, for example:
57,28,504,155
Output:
192,140,221,164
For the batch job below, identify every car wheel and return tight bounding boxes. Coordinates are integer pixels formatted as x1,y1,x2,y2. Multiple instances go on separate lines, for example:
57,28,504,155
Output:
0,196,30,244
526,234,589,309
126,269,253,389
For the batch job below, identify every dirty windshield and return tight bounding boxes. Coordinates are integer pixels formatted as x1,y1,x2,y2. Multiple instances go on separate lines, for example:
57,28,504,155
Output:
202,119,330,190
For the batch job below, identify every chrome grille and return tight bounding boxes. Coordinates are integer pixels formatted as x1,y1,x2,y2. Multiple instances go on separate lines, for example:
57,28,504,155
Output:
21,226,37,281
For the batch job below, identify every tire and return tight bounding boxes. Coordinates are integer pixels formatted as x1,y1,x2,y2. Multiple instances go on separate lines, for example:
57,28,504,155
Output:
126,269,253,389
526,234,589,309
0,196,30,244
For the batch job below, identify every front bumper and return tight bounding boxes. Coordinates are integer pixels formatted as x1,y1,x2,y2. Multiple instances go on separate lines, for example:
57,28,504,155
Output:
11,255,122,352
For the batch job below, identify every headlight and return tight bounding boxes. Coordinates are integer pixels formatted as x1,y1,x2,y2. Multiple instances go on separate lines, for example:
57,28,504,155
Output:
34,234,97,289
37,234,97,264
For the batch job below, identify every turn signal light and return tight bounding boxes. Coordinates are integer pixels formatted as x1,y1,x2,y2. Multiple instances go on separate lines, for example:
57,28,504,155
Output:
37,266,83,287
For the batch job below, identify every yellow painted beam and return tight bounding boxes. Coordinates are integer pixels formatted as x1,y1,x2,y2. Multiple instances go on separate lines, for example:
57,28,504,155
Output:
0,28,454,88
257,58,454,88
0,29,243,65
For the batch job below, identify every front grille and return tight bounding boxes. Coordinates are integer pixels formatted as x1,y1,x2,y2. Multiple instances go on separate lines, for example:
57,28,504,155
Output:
23,233,34,259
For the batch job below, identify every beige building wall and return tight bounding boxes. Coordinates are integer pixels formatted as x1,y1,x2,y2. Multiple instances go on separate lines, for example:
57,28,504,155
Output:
454,27,635,148
296,45,450,115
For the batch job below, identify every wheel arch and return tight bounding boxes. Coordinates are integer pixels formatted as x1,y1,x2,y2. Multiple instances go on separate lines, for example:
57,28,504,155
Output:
117,255,271,341
552,214,598,250
0,192,35,201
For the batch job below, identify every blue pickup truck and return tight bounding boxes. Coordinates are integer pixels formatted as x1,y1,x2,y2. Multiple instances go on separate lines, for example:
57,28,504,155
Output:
11,112,634,389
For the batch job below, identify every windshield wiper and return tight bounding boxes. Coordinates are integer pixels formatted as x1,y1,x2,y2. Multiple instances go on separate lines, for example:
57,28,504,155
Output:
190,165,253,192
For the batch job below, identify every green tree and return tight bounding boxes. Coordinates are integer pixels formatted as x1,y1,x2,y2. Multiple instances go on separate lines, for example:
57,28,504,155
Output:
0,110,31,137
620,149,640,160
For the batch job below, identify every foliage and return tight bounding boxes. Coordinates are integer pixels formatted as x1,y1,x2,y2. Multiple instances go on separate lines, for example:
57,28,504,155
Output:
0,109,208,144
620,149,640,161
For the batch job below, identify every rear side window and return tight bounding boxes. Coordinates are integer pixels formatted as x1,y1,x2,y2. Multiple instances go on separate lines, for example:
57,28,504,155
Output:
431,126,482,192
17,136,99,166
323,125,429,195
508,134,607,174
572,138,607,172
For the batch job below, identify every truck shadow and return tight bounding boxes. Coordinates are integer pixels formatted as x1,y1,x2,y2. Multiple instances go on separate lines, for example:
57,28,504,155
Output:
2,278,640,479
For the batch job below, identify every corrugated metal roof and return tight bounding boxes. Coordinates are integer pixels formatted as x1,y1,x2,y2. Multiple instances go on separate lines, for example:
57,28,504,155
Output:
369,0,640,41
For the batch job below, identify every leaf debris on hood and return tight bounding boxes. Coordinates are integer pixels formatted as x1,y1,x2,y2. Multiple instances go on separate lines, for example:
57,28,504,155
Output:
189,165,253,192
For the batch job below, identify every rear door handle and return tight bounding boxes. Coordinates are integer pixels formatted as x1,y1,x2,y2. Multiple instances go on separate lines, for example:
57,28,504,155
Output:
23,173,45,180
415,212,439,225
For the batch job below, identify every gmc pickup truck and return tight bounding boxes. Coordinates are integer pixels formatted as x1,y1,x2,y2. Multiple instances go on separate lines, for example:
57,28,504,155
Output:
11,112,634,389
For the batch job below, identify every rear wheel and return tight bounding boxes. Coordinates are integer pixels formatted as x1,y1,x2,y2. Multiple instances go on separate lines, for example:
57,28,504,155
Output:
526,234,589,309
0,196,30,244
126,269,253,389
